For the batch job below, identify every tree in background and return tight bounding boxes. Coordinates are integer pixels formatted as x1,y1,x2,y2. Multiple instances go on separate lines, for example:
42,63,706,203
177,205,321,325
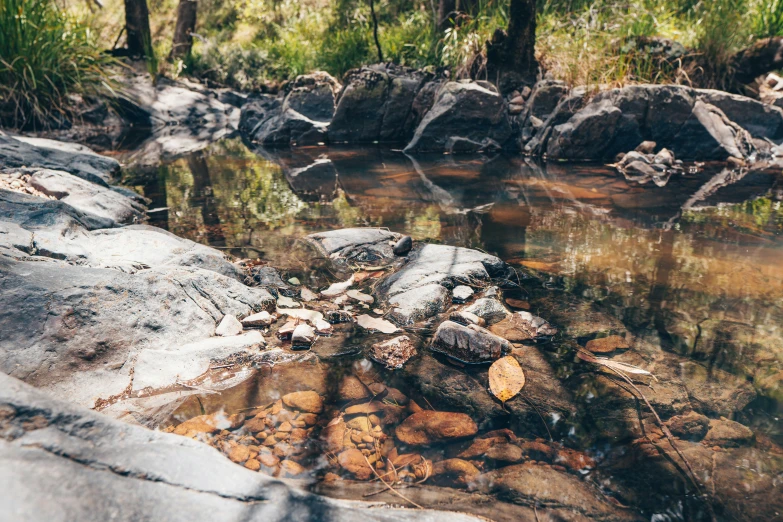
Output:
485,0,538,91
170,0,198,60
124,0,152,59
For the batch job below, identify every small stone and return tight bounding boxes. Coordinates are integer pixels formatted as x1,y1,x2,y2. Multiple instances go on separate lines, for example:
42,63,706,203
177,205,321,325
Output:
361,434,375,444
277,421,293,433
321,419,346,452
344,402,384,416
280,460,306,477
703,418,755,447
298,413,318,426
244,458,261,471
452,285,474,304
521,86,532,98
484,443,523,462
338,376,371,401
653,148,674,166
273,442,294,457
368,414,382,426
277,295,300,308
585,335,630,353
369,335,417,369
385,387,408,405
282,391,323,413
431,458,480,486
288,277,301,285
463,298,510,325
258,452,280,467
395,411,478,445
489,311,557,342
393,236,413,256
242,311,273,327
291,323,316,350
289,428,308,444
338,448,374,479
277,320,297,340
448,311,485,327
509,104,524,114
228,444,251,463
262,435,278,446
351,431,364,444
346,417,372,432
215,314,243,337
635,140,657,154
509,95,525,105
431,321,509,364
314,318,333,335
300,287,318,302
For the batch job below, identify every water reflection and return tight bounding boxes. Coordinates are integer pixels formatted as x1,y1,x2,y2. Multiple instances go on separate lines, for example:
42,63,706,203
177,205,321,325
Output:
124,140,783,519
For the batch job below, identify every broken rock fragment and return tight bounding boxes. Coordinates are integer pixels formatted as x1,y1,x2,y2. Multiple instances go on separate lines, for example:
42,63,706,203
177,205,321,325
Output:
369,335,417,369
431,321,510,364
215,314,243,337
463,298,510,325
241,310,274,327
452,285,474,303
291,323,316,350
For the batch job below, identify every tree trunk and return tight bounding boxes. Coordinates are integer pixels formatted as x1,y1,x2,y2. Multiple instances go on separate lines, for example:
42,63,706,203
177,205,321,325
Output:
437,0,456,31
485,0,538,92
170,0,198,60
124,0,152,59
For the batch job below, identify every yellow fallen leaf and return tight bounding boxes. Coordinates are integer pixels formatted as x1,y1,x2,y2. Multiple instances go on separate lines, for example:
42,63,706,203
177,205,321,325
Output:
488,356,525,403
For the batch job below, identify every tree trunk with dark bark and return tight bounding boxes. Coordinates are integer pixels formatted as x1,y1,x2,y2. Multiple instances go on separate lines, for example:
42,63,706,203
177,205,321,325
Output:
485,0,538,92
170,0,198,60
437,0,456,31
124,0,152,59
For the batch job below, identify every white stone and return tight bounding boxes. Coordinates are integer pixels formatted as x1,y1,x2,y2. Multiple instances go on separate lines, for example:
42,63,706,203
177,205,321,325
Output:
242,311,273,327
215,314,243,336
452,285,474,303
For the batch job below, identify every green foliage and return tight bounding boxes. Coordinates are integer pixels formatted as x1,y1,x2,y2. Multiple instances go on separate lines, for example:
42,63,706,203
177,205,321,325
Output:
0,0,116,128
750,0,783,37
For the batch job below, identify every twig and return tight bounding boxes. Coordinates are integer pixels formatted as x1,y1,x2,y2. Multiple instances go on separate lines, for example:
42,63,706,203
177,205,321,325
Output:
522,393,553,442
605,367,717,522
362,455,423,509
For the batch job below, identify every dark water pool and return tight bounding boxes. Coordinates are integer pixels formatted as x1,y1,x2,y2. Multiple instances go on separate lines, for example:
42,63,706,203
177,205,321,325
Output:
123,139,783,521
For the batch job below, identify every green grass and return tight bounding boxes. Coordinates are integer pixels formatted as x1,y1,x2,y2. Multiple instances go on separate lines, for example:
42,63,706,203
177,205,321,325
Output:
0,0,117,129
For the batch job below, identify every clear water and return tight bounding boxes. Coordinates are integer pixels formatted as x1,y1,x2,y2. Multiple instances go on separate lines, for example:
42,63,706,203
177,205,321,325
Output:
123,139,783,521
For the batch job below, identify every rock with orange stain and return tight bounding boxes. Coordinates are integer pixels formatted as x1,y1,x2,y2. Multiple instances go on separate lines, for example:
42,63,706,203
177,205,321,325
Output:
395,411,478,445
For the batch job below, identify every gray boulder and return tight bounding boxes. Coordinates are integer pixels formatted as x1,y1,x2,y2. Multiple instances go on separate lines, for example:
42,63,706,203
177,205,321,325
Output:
544,85,769,161
26,169,144,225
329,64,435,143
0,372,481,522
377,243,507,325
405,82,512,153
305,228,402,265
283,71,341,122
430,321,510,364
0,134,120,186
240,95,328,147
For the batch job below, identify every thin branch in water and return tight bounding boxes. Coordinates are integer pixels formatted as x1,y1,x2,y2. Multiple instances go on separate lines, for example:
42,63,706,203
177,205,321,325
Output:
362,455,423,509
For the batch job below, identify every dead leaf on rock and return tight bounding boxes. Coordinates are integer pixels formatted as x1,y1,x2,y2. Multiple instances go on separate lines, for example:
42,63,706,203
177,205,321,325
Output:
488,356,525,403
321,275,354,297
356,314,400,334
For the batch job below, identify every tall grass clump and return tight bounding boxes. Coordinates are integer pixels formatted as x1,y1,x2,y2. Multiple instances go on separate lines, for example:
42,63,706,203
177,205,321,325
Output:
0,0,116,129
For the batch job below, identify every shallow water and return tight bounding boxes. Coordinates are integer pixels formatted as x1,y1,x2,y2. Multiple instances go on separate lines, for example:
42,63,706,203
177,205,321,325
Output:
125,139,783,520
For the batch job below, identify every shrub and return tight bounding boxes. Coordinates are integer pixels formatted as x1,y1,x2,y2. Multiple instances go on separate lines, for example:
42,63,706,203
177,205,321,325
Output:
0,0,116,129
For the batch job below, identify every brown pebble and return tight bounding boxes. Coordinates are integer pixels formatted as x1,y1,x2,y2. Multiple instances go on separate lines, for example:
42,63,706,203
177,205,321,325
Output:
280,459,306,477
361,448,371,456
277,421,293,433
228,445,251,463
712,446,721,451
245,459,261,471
299,413,318,426
276,432,290,441
258,453,280,467
351,432,364,444
368,414,382,426
290,428,308,444
274,442,294,457
262,436,277,446
361,434,375,444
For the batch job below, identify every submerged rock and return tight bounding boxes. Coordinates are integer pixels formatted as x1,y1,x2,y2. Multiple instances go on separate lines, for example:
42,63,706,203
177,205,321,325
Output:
369,335,417,369
431,321,510,364
666,411,710,441
452,285,474,304
251,266,297,297
395,411,478,445
488,311,557,342
1,373,475,521
463,298,510,326
585,335,630,353
703,418,755,447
